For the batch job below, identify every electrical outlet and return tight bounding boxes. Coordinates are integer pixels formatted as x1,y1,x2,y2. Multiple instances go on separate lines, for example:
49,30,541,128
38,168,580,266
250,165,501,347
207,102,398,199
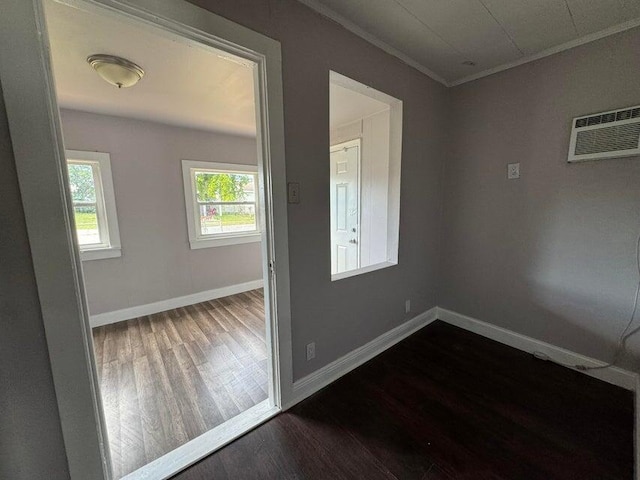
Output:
405,299,411,314
306,342,315,360
507,163,520,179
288,182,300,204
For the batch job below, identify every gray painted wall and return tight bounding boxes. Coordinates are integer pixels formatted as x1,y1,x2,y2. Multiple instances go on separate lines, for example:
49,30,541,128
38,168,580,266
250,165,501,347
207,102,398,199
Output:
3,2,639,477
60,109,262,315
441,27,640,371
186,0,447,380
0,83,71,479
0,1,446,476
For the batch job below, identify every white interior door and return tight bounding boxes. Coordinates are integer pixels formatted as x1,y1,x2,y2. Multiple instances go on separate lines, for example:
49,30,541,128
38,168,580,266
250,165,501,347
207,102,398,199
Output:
330,139,361,274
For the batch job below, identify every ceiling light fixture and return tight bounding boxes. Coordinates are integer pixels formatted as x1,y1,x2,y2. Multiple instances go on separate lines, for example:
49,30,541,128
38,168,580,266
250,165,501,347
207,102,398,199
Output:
87,54,144,88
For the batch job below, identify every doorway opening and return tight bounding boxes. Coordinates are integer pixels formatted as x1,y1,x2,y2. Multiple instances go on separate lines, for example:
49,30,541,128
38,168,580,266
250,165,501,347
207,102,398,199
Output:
9,0,291,478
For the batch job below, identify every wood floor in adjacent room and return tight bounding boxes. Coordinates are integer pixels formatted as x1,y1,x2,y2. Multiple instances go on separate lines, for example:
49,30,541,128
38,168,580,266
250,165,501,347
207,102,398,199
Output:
174,321,635,480
92,289,268,478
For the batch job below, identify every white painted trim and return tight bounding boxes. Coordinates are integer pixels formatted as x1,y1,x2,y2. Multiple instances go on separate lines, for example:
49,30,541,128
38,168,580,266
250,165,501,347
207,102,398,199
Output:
182,160,259,173
436,308,639,477
80,246,122,261
122,400,278,480
181,159,261,249
189,234,261,249
297,0,448,87
1,2,112,477
386,98,402,267
90,279,264,327
437,307,639,391
330,71,401,106
451,18,640,86
329,138,362,154
285,305,638,475
0,1,292,478
331,261,397,282
288,307,438,407
67,150,122,257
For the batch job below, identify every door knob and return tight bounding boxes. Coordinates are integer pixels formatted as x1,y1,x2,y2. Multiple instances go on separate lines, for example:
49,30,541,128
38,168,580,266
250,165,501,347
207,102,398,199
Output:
349,239,358,244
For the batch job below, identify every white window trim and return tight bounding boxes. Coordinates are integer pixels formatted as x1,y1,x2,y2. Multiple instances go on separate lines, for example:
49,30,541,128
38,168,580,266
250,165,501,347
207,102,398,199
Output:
66,150,121,261
181,159,261,249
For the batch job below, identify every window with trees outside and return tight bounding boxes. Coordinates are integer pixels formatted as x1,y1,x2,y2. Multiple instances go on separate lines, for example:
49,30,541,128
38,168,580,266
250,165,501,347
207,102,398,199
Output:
182,160,261,249
66,150,121,261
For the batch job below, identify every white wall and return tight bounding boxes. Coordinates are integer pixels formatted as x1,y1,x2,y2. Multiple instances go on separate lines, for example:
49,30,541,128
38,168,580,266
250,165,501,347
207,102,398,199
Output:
60,109,263,315
331,108,391,267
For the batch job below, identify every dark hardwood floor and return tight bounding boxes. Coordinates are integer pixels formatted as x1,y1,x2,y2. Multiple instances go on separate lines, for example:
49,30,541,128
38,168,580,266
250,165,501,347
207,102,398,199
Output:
174,320,635,480
92,289,267,478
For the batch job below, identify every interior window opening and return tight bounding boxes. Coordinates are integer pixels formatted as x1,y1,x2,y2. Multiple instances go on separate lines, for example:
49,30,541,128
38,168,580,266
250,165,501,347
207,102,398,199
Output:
329,71,403,281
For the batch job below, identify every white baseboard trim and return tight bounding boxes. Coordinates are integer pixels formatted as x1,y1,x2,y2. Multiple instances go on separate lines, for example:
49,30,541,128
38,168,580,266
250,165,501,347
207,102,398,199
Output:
285,305,637,476
90,279,264,327
289,307,438,407
437,307,639,391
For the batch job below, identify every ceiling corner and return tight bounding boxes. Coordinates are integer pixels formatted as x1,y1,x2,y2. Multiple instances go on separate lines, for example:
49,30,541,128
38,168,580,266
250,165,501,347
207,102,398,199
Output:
296,0,451,87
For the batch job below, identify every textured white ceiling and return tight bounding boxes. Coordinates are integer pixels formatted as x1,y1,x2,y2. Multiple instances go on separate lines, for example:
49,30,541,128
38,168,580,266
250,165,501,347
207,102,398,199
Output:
44,0,257,136
43,0,640,131
300,0,640,85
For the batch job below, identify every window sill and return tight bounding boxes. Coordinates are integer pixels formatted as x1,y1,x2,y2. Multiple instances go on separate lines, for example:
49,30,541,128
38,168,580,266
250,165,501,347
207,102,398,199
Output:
80,247,122,261
190,233,261,249
331,261,397,282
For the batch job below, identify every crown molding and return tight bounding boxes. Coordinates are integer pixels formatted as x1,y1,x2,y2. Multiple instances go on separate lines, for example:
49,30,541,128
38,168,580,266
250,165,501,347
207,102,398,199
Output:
447,17,640,86
296,0,450,87
298,0,640,89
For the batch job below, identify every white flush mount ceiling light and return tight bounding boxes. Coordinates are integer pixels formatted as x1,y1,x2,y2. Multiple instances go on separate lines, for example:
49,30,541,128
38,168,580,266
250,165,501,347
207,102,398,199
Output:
87,54,144,88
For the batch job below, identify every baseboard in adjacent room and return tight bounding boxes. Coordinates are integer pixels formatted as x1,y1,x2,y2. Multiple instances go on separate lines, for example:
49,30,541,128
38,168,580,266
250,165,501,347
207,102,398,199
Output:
289,307,438,407
90,279,264,327
437,307,639,391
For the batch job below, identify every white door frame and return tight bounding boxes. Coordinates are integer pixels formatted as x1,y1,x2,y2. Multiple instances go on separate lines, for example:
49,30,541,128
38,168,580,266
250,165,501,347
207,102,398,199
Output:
0,1,293,479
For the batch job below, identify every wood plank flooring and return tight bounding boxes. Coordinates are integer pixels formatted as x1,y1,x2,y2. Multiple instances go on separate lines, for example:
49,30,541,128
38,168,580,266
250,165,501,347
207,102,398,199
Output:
92,289,267,478
174,321,634,480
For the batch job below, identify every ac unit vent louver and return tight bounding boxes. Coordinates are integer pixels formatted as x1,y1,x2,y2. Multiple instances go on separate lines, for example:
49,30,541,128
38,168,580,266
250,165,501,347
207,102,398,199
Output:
568,105,640,162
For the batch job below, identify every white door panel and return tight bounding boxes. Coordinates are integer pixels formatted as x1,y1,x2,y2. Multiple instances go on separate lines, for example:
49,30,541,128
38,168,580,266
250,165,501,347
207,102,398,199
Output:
330,139,360,275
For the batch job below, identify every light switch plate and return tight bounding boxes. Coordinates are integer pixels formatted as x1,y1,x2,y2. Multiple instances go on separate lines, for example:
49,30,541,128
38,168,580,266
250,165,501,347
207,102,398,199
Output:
507,163,520,179
288,182,300,204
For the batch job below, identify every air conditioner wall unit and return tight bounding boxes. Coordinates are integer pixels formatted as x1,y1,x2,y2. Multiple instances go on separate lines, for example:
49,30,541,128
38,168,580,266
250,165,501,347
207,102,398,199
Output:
568,105,640,163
